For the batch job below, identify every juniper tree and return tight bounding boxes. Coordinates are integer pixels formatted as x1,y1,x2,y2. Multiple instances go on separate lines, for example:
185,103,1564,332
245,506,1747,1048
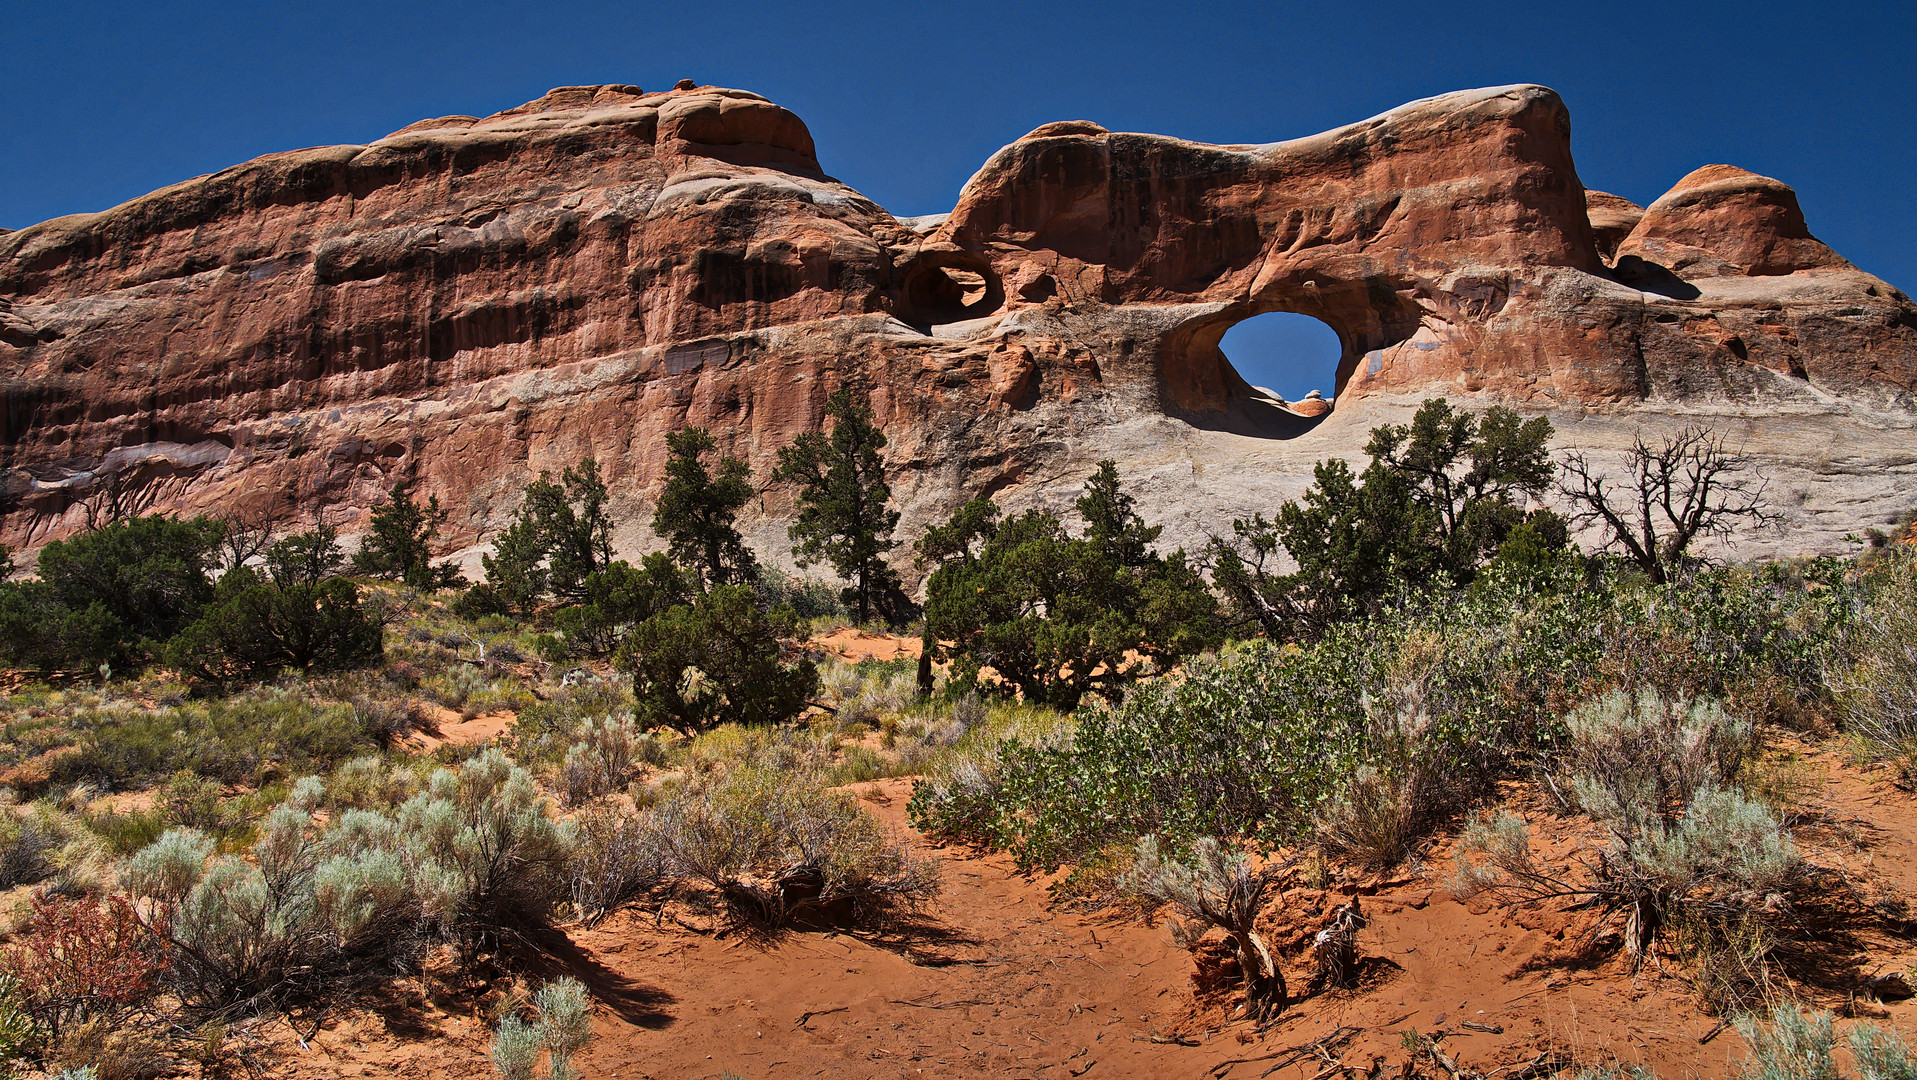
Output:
772,387,907,625
1365,399,1557,576
525,459,614,602
918,462,1222,711
352,484,462,590
264,519,347,587
652,428,758,590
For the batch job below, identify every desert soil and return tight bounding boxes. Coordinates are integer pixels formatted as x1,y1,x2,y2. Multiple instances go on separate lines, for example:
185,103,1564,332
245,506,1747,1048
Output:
261,742,1917,1080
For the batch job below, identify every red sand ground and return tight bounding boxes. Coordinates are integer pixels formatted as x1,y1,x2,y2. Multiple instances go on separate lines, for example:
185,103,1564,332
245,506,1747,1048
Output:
258,744,1917,1080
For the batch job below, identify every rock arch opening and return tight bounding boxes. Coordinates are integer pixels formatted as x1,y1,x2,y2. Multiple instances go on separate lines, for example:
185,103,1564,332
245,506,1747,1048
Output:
1218,312,1343,414
1156,301,1376,438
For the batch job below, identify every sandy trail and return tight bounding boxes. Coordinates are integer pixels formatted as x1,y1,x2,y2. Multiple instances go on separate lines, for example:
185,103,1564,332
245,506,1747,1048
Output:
274,768,1917,1080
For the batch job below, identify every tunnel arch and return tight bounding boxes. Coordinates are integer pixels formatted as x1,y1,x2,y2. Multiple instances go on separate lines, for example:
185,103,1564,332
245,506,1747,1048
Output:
1154,281,1426,436
1219,312,1342,408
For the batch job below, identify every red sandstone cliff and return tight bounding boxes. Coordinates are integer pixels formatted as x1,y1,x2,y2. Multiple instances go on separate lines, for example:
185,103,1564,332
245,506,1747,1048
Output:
2,82,1912,557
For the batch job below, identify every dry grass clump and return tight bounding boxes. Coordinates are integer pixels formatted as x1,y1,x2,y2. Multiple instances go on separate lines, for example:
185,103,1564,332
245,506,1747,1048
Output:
567,802,668,926
1313,691,1469,870
557,715,667,807
1829,549,1917,778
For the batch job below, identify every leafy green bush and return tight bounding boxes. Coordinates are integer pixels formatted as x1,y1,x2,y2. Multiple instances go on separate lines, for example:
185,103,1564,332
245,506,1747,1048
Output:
543,554,692,659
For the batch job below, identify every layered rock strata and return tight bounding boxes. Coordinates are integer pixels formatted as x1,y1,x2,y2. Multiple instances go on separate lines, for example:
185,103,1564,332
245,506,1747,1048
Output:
2,83,1912,564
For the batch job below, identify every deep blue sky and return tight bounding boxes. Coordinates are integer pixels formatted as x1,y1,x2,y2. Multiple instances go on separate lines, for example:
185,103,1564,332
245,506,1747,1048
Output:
6,0,1910,395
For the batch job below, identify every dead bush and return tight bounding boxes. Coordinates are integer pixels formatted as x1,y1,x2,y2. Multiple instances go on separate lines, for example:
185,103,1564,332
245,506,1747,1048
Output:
0,894,161,1054
654,766,937,927
567,803,668,925
1119,835,1290,1023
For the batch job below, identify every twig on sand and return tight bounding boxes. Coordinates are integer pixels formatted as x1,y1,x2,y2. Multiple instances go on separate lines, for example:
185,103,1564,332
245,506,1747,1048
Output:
796,1006,849,1028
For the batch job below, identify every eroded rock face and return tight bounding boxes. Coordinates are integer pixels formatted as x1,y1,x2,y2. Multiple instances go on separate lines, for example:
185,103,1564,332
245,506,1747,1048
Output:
2,83,1913,563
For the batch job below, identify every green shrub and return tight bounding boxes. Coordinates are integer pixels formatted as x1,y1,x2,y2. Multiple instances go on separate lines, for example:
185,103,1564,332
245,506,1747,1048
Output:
352,484,463,590
0,515,223,671
36,515,224,644
918,461,1223,711
546,554,693,659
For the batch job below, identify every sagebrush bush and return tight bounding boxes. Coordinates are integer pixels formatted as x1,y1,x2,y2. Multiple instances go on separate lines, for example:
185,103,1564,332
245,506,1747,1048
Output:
1313,693,1468,869
492,976,595,1080
125,751,576,1014
508,681,636,768
654,766,937,926
1457,688,1804,997
1589,1005,1917,1080
1736,1004,1838,1080
0,809,61,889
557,715,663,807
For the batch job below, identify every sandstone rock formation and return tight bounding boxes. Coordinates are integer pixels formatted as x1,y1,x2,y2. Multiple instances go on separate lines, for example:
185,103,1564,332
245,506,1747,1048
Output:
2,82,1913,567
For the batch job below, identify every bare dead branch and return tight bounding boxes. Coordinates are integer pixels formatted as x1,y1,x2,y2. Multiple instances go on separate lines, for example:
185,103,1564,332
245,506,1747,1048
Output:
1557,425,1777,583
